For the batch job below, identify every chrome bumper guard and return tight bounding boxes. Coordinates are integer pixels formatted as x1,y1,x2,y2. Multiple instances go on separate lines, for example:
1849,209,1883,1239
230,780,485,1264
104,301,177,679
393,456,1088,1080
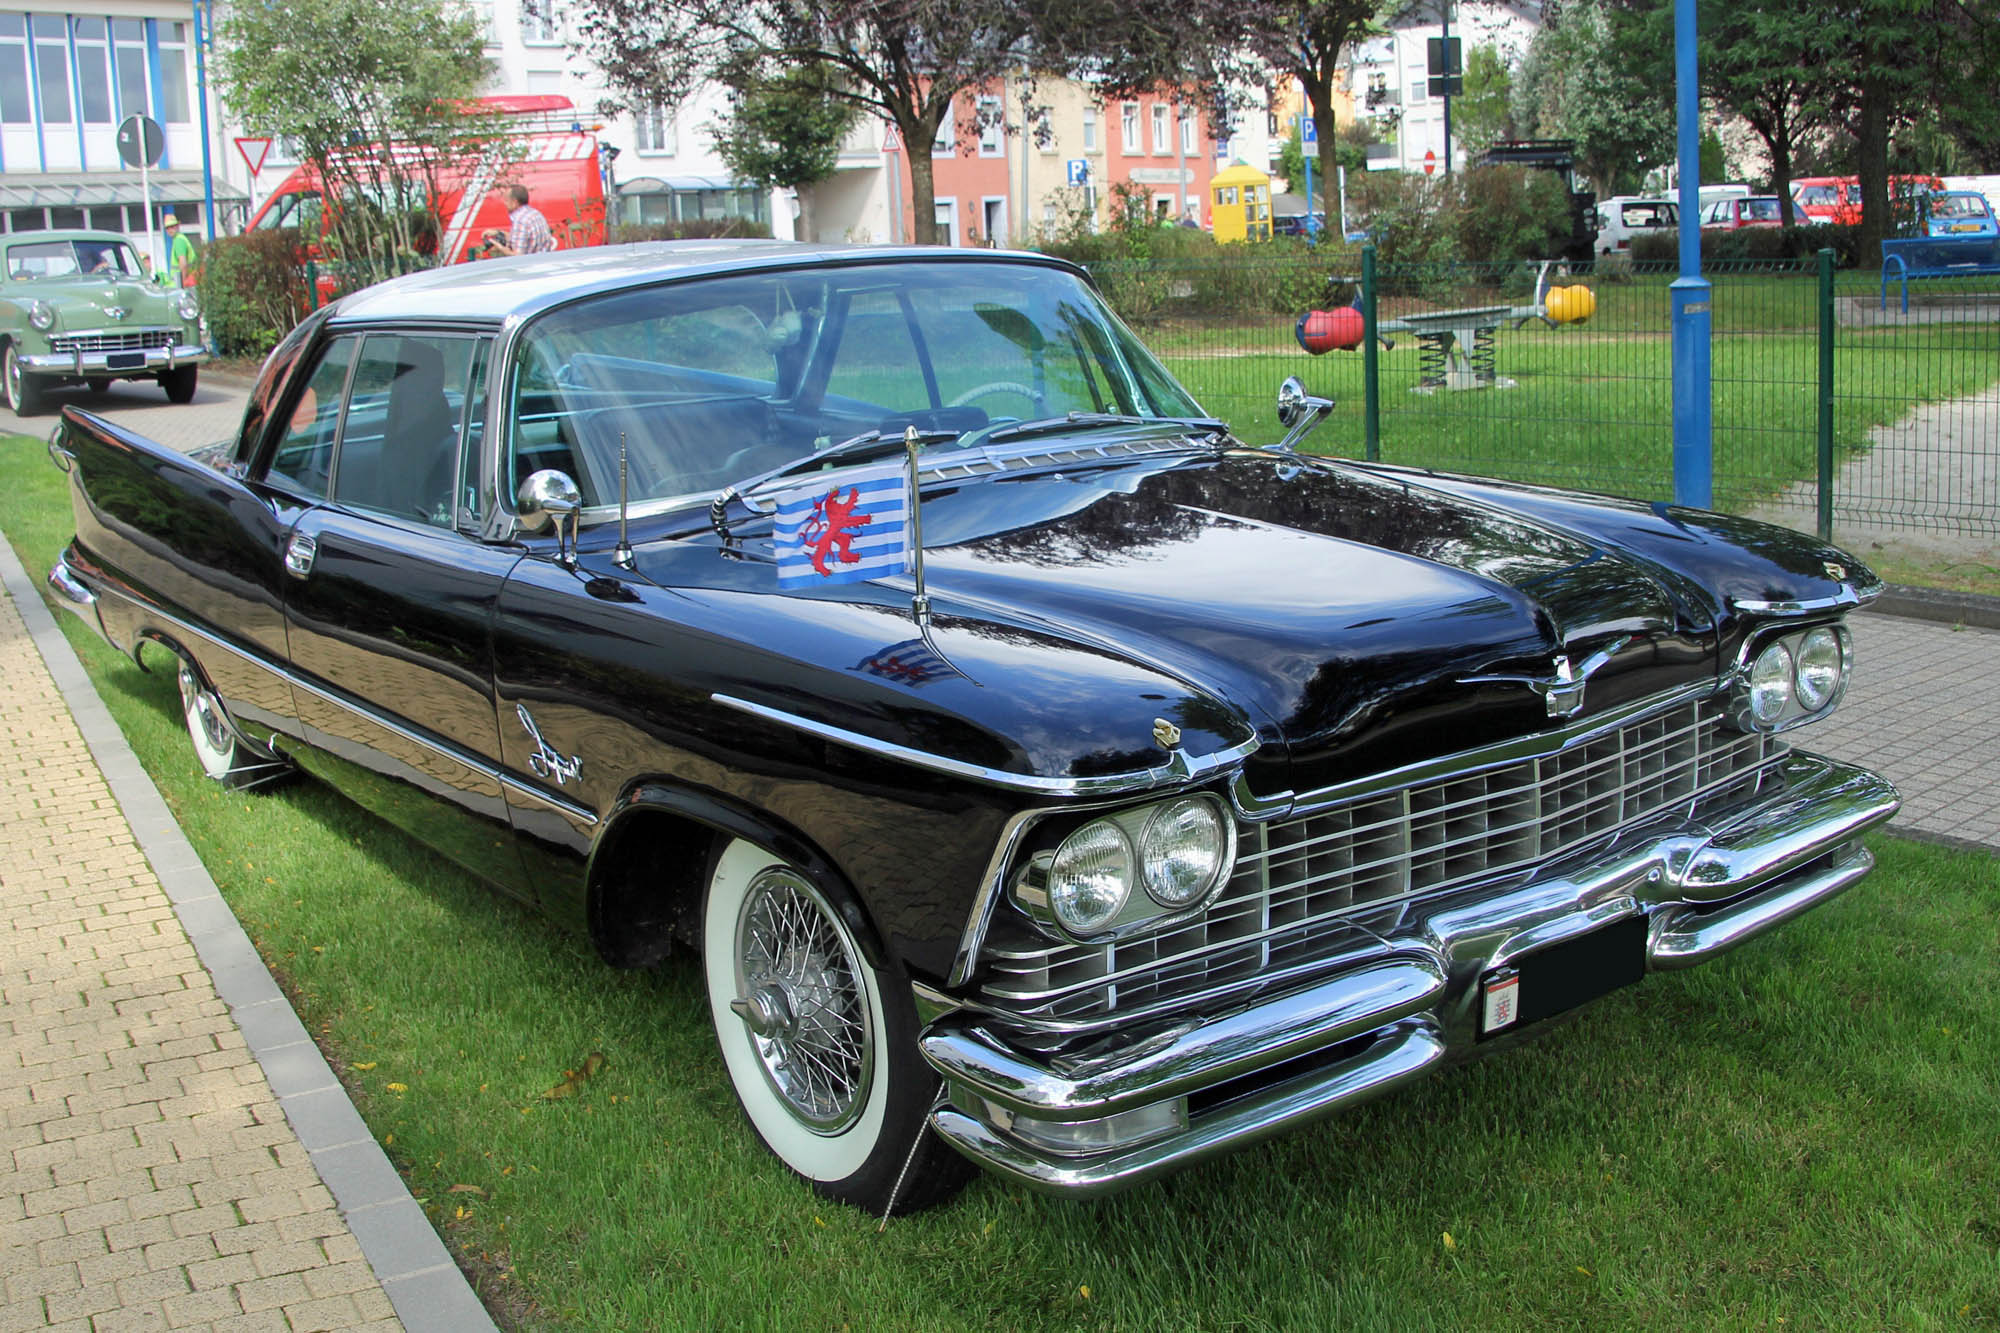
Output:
24,342,209,376
922,751,1898,1194
46,554,105,638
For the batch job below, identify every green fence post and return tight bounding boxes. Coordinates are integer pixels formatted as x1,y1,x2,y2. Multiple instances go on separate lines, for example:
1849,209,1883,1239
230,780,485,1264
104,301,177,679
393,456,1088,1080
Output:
1362,246,1380,461
1816,247,1835,542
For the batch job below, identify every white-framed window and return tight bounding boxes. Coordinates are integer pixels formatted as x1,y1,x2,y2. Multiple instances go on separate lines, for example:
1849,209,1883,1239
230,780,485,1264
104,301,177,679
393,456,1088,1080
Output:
1407,60,1427,105
71,18,112,125
977,95,1003,157
1119,102,1139,155
1180,110,1197,155
110,18,147,120
30,14,70,125
635,103,674,155
1151,103,1169,155
519,0,558,44
932,102,955,156
1082,106,1097,152
0,15,33,125
469,0,500,47
156,20,191,122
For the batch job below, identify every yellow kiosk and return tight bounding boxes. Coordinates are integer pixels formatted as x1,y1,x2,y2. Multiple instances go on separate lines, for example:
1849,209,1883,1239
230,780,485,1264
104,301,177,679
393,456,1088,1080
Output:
1210,163,1273,242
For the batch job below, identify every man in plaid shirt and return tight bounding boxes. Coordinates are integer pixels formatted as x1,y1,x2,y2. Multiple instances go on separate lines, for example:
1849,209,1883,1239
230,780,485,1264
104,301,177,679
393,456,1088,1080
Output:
484,184,557,256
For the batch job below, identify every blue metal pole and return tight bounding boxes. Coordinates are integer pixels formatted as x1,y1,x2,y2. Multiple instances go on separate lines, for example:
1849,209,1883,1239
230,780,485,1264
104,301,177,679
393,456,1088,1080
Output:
1670,0,1712,508
193,0,216,240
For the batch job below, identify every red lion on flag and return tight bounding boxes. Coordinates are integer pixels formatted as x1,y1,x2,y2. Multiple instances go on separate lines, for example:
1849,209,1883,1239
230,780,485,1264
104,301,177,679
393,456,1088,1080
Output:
803,486,873,576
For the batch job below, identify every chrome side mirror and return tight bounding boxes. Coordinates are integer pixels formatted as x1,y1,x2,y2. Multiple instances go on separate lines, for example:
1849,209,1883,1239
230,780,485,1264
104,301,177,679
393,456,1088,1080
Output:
1274,376,1334,451
518,468,583,564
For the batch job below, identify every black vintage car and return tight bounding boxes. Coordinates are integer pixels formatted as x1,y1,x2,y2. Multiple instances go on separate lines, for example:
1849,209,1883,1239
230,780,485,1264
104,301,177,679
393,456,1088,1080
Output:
47,242,1897,1213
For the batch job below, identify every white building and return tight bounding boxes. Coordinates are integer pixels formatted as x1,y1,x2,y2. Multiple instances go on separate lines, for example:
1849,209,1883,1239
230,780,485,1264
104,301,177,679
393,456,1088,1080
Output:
1,1,246,269
1349,1,1540,175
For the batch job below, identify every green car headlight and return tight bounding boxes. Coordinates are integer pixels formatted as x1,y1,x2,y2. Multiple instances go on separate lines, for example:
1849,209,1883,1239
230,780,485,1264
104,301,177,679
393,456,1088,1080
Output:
28,300,55,331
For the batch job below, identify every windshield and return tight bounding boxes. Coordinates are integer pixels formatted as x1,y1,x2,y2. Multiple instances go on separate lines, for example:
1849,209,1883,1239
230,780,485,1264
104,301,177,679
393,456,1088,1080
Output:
507,260,1207,510
5,238,144,280
1795,186,1838,207
1931,193,1992,219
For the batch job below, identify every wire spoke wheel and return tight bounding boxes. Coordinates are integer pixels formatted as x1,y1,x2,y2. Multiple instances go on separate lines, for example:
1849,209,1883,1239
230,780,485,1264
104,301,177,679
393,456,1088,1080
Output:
734,868,874,1132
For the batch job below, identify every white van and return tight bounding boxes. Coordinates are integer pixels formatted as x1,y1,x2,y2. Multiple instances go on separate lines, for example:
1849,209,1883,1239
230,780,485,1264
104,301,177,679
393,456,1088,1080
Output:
1594,196,1679,256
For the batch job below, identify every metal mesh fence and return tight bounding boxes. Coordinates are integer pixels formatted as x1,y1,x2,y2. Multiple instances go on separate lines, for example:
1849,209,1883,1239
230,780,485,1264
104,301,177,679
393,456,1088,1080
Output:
1093,254,2000,545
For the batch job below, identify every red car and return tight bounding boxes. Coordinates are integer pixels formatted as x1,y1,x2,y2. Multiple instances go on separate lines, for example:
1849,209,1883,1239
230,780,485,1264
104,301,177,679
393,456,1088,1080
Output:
1701,195,1784,229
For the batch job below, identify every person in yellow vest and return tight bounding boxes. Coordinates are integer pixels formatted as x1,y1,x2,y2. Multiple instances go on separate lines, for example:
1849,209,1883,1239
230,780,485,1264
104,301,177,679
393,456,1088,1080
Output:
163,214,197,287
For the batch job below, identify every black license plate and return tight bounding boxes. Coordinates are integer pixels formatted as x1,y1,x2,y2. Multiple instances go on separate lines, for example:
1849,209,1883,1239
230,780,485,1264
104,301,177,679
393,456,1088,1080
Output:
105,352,145,370
1480,914,1648,1037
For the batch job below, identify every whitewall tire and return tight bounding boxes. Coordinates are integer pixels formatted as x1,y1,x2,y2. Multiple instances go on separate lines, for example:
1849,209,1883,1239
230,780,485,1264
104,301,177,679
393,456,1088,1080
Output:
702,838,970,1212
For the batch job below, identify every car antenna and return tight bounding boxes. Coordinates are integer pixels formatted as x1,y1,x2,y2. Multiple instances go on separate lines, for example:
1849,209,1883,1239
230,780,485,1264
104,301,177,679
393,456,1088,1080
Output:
614,431,634,569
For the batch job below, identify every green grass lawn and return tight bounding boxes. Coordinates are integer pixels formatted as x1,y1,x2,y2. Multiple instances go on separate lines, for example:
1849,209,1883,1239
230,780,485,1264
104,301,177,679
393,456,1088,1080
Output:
6,430,2000,1329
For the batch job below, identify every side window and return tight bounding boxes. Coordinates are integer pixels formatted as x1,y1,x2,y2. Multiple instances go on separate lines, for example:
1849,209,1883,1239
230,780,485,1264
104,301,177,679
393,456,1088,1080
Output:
331,333,478,526
266,336,356,498
455,340,492,526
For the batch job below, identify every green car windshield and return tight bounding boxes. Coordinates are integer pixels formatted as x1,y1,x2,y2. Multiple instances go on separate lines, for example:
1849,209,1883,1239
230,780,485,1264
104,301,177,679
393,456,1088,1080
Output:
5,238,145,280
506,260,1206,510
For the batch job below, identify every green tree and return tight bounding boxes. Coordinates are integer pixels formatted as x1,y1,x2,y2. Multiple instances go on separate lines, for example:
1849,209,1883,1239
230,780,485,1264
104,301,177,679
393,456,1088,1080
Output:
707,64,860,241
1451,45,1515,159
1277,129,1307,193
214,0,493,270
1515,0,1672,194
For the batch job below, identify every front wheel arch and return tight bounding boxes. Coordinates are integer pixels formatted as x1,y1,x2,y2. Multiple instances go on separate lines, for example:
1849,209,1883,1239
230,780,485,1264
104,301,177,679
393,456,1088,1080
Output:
584,781,890,972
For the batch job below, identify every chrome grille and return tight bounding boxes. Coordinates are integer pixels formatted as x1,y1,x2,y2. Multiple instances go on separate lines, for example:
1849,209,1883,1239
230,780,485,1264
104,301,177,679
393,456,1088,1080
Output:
978,699,1783,1027
50,328,177,354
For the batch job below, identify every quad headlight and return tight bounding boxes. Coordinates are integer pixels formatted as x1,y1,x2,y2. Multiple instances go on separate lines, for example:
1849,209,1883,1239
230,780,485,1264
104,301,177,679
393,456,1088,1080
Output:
1730,623,1852,733
1016,793,1238,941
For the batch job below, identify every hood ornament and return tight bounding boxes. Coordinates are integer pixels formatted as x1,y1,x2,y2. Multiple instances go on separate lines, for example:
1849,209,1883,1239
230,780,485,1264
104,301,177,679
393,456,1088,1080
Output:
105,306,127,321
1151,717,1182,750
1460,635,1631,719
1823,560,1847,581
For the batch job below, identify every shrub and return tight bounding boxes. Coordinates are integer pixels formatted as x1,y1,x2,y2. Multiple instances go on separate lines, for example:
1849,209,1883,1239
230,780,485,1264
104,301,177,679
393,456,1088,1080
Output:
1629,224,1860,270
196,230,311,358
1454,166,1572,267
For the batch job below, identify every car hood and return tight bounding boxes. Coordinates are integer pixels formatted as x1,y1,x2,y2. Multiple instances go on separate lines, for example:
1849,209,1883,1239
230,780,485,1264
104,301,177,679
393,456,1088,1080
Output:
34,278,174,327
631,450,1836,799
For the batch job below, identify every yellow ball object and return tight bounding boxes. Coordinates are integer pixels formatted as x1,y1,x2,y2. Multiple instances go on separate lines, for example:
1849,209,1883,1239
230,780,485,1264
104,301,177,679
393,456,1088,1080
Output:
1546,284,1597,324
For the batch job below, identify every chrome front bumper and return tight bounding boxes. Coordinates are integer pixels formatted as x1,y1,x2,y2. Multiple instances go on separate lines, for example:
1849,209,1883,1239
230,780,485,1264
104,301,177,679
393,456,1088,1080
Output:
23,341,209,377
922,751,1898,1194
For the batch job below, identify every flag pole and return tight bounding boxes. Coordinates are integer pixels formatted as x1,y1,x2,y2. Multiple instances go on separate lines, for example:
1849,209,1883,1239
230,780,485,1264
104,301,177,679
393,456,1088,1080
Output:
903,425,929,627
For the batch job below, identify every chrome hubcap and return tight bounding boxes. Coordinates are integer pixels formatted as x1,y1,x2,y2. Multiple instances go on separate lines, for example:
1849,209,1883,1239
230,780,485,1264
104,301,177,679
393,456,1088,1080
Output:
733,868,872,1133
178,663,231,756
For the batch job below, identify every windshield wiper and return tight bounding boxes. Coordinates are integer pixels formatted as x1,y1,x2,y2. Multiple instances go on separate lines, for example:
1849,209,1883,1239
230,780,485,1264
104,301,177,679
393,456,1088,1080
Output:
977,412,1233,448
709,427,958,536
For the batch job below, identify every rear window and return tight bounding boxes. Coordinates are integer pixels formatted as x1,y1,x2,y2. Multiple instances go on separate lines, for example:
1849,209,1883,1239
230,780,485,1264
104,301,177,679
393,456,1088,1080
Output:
1619,202,1675,227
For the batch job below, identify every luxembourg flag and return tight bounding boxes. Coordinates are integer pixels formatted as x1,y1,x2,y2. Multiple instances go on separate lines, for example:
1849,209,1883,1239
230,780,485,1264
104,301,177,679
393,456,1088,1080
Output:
772,462,912,591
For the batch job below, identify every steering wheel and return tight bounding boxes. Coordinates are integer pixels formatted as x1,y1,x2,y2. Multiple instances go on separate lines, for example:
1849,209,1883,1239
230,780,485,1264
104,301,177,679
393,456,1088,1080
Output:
948,381,1039,412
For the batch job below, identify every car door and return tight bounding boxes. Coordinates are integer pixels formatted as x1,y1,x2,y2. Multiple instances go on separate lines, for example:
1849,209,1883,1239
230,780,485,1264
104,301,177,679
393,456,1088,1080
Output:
274,328,534,899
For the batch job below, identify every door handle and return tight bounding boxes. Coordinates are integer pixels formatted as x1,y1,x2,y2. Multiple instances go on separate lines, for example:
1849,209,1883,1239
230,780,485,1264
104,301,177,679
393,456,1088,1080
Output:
284,532,317,579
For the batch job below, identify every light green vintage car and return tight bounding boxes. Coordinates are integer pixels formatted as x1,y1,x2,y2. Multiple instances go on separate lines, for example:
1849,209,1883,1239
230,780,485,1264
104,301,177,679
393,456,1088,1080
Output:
2,229,208,417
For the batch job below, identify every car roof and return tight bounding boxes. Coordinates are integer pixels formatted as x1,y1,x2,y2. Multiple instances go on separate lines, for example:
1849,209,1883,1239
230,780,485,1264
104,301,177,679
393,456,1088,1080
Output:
2,230,134,248
327,241,1087,326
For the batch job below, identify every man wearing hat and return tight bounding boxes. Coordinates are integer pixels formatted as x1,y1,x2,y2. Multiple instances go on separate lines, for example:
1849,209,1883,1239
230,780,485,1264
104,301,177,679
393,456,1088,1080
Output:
163,213,197,287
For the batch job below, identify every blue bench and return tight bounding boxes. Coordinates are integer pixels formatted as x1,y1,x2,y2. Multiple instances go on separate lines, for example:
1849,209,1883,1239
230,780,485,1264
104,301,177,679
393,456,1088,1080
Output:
1879,234,2000,311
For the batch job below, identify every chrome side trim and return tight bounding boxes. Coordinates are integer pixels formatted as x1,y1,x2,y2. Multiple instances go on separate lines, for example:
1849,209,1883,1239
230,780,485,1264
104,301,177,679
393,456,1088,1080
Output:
82,575,597,828
1246,679,1717,822
948,806,1052,988
1730,581,1880,617
930,1021,1446,1196
711,692,1260,797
